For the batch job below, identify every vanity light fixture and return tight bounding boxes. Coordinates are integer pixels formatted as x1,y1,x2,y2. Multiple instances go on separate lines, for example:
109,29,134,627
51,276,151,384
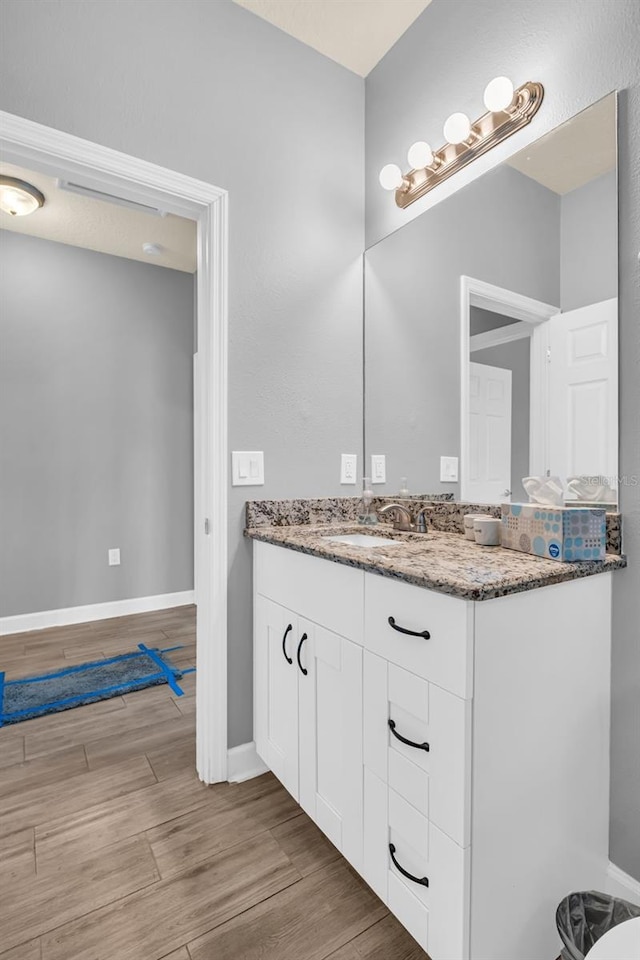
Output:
379,77,544,209
0,176,45,217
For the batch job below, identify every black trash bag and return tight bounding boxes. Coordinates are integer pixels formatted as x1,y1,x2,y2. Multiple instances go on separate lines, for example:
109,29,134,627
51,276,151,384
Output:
556,890,640,960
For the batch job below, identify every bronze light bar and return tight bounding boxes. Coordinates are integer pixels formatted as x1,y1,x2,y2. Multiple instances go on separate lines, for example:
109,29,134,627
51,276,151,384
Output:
390,81,544,209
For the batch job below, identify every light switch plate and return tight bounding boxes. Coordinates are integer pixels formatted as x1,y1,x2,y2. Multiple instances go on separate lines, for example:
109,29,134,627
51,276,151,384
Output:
371,455,386,484
108,548,121,566
340,453,357,484
440,456,459,482
232,451,265,486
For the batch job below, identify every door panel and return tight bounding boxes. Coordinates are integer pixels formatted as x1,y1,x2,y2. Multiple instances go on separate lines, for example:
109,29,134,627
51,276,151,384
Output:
298,620,364,871
549,298,618,489
467,361,512,503
254,596,299,799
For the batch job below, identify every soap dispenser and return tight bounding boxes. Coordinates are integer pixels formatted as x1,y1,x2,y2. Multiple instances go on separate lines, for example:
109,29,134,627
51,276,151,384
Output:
399,477,410,497
359,477,377,526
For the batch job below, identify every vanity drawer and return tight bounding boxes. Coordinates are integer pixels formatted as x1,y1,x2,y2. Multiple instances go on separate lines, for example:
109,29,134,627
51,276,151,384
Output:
254,540,364,643
364,572,473,698
364,653,471,847
363,772,470,960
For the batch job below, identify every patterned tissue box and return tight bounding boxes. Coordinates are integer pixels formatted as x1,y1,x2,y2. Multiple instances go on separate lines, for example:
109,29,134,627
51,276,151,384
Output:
501,503,607,562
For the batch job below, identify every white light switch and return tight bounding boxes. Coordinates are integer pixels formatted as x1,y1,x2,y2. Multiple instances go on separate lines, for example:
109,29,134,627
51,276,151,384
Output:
232,451,265,486
371,455,386,484
440,456,459,482
341,454,357,484
108,548,121,566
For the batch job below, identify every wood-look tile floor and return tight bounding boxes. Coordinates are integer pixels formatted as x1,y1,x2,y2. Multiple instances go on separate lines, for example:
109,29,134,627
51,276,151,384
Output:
0,606,427,960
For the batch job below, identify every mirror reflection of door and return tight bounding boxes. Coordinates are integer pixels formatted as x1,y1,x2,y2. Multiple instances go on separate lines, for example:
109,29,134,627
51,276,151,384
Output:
468,361,512,503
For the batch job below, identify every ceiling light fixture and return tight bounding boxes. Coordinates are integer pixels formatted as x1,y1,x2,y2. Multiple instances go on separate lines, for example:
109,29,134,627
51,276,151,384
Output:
379,78,544,209
0,176,45,217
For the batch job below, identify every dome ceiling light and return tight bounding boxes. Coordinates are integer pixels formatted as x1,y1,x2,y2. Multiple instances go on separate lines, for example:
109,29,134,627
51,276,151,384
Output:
0,176,46,217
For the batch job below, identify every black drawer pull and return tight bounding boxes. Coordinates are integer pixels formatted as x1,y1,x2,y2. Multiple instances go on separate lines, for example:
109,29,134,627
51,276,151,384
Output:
388,718,429,752
388,616,430,640
281,624,293,664
296,633,308,676
389,844,429,887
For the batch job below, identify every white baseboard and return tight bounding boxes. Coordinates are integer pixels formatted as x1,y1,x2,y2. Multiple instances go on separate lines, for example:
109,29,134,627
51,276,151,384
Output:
227,741,269,784
606,861,640,905
0,590,195,636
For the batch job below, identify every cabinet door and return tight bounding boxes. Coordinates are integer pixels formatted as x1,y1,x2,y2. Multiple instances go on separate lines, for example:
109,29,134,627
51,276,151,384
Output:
254,596,299,800
298,619,364,872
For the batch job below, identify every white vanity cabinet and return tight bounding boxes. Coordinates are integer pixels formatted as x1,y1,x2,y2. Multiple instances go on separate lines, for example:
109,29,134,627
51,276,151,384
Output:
253,544,365,871
253,539,613,960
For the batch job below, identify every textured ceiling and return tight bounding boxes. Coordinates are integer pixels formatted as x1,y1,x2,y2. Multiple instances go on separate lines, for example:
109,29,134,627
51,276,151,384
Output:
232,0,432,76
0,162,196,273
507,93,616,195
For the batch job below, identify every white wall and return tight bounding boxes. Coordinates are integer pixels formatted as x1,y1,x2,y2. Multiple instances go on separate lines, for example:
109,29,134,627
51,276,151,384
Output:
0,0,364,747
365,0,640,881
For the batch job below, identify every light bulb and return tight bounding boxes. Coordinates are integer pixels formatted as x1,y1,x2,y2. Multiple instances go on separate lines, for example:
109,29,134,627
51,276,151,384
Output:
0,177,45,217
483,76,515,112
378,163,404,191
443,113,472,145
407,141,434,170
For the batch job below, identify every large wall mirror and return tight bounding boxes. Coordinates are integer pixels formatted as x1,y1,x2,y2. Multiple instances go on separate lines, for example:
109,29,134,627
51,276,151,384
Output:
364,93,618,506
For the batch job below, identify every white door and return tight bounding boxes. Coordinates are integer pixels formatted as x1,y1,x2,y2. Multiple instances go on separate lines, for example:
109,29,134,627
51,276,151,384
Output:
298,620,364,872
467,362,512,503
254,597,299,799
549,298,618,491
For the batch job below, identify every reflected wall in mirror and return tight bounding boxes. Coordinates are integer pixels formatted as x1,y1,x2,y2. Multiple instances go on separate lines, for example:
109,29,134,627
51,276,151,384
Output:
364,93,618,506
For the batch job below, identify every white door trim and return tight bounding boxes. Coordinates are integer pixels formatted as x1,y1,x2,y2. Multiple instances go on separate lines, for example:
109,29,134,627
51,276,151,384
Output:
0,110,228,784
460,276,558,501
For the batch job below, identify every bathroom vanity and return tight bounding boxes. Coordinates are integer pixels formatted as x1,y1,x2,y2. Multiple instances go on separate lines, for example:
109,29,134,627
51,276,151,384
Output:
250,521,624,960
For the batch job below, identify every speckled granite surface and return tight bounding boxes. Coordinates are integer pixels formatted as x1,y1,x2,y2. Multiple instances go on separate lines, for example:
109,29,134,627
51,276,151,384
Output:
245,498,622,555
245,522,626,601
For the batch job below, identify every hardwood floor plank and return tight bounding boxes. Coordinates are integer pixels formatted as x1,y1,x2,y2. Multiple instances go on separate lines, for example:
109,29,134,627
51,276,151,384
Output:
158,951,190,960
187,860,387,960
84,713,193,770
2,835,159,953
40,832,300,960
145,731,196,782
329,914,428,960
0,828,36,885
271,812,341,877
146,773,298,880
0,735,24,768
0,941,42,960
25,698,182,760
0,695,126,741
0,745,87,799
35,771,213,871
0,755,156,837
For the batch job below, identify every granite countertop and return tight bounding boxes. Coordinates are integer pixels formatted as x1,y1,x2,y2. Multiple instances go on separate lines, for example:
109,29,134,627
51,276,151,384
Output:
245,522,626,601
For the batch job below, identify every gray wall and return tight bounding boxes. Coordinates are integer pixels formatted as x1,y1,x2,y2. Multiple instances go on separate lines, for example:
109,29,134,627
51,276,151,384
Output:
0,0,364,747
0,231,195,617
561,169,618,311
364,165,559,497
365,0,640,882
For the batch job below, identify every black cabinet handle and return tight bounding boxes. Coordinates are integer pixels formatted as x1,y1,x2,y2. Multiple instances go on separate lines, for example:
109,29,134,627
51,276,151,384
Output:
388,616,430,640
281,624,293,664
296,633,308,676
388,718,429,752
389,844,429,887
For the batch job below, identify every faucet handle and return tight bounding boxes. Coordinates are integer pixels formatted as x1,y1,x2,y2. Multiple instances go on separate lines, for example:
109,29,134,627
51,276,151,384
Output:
414,507,430,534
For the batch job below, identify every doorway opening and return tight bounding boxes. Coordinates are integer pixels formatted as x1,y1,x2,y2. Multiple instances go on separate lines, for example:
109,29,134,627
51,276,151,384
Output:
0,110,228,783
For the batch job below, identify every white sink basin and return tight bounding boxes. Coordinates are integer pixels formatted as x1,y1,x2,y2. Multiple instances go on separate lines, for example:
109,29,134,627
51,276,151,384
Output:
323,533,401,547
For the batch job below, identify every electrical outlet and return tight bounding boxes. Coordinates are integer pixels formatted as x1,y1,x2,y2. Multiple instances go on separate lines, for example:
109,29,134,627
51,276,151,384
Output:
371,455,386,484
440,456,459,482
340,453,357,484
108,548,121,566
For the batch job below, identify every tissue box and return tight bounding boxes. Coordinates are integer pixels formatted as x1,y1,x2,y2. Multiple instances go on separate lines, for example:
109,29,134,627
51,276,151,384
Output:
501,504,606,562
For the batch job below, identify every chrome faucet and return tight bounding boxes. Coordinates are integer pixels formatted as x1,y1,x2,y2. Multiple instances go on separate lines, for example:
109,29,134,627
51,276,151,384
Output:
377,503,415,532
